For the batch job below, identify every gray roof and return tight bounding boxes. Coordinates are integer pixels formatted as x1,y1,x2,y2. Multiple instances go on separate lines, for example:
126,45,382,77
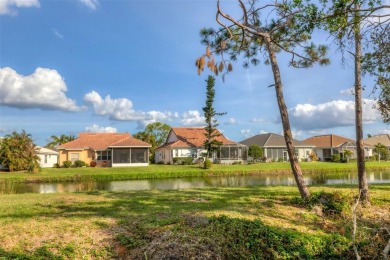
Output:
364,134,390,147
240,133,314,148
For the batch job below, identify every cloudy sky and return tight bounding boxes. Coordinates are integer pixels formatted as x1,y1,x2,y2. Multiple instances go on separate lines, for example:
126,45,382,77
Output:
0,0,388,146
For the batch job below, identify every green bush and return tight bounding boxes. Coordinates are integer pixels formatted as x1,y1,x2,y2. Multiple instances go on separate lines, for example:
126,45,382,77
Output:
199,216,349,259
63,160,72,168
295,191,348,215
277,158,284,162
53,163,60,168
74,160,87,167
331,154,340,162
173,157,193,165
203,159,212,169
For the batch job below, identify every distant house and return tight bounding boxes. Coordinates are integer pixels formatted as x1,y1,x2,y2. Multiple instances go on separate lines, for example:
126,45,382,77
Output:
240,133,315,162
364,134,390,159
303,134,371,161
35,146,59,168
364,134,390,149
57,133,151,167
155,127,247,164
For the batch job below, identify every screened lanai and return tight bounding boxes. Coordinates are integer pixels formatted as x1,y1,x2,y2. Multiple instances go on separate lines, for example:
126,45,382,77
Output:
214,144,248,164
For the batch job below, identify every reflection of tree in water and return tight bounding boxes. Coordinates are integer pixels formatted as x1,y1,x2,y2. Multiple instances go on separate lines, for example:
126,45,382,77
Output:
0,179,14,194
310,173,327,185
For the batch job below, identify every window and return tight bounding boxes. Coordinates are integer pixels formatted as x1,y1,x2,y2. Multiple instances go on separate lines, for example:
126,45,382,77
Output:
44,155,48,164
70,153,79,163
97,150,112,161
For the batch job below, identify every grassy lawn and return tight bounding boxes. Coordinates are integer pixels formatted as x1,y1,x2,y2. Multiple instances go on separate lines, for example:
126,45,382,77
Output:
0,161,390,183
0,184,388,259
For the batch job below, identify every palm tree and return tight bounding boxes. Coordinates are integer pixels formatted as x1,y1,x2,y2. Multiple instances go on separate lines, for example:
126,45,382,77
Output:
47,134,76,148
343,149,353,163
373,143,387,162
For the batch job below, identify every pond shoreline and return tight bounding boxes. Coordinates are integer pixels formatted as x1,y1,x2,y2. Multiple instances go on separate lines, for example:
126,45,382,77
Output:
1,163,389,184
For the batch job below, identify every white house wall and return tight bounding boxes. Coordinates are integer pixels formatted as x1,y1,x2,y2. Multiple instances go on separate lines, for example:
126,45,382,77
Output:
38,154,58,168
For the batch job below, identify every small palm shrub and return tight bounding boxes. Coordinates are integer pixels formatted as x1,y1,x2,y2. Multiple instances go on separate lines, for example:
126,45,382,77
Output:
204,159,212,169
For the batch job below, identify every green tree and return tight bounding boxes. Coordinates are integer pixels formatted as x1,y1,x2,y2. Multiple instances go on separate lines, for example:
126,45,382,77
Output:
47,134,76,148
343,149,353,163
0,130,40,172
317,0,389,202
196,0,329,199
203,75,226,159
134,122,171,163
373,143,388,162
248,145,263,162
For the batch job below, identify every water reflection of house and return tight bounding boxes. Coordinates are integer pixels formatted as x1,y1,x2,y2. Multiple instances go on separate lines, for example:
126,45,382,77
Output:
155,127,247,164
303,134,371,161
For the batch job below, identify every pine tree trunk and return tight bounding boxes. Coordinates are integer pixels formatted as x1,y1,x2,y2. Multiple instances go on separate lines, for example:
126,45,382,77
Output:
354,3,369,202
265,37,310,199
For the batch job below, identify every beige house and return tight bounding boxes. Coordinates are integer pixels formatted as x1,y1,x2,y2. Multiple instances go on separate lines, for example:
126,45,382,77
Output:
303,134,371,161
155,127,247,164
57,132,151,167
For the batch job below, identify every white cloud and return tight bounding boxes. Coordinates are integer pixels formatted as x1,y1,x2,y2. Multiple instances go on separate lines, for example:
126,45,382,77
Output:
290,99,382,130
0,67,83,112
85,124,117,133
52,28,64,39
251,117,267,123
340,87,354,96
240,129,254,138
0,0,39,16
181,110,205,126
78,0,99,10
224,117,237,125
84,91,176,127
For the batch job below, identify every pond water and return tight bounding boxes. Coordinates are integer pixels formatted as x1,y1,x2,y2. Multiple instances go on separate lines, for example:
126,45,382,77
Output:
2,170,390,194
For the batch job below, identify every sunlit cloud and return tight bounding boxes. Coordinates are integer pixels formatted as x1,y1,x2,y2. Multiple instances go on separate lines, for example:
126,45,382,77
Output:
0,67,84,112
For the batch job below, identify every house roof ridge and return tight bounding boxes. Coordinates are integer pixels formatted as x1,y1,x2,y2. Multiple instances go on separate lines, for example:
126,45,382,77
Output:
263,133,273,146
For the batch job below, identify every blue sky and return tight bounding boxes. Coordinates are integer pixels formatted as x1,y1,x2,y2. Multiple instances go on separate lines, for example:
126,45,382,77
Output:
0,0,388,146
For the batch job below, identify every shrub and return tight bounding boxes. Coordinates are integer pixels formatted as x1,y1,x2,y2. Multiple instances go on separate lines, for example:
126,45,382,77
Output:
294,191,348,215
63,160,72,168
203,159,212,169
277,158,284,162
53,163,60,168
90,161,97,167
173,157,193,165
331,154,340,162
232,161,242,165
74,160,87,167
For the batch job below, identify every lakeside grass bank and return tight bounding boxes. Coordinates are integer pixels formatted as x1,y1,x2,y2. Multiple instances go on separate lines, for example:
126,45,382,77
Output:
0,184,388,259
0,161,390,183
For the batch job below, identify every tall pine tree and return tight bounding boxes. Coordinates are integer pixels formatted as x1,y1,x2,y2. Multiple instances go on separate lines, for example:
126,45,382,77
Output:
203,75,226,159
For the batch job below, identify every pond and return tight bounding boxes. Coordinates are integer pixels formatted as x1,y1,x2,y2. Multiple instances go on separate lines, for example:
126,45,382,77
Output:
1,170,390,194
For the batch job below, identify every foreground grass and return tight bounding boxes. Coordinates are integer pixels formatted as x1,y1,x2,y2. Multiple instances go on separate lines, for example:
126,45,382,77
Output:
1,161,390,183
0,185,389,259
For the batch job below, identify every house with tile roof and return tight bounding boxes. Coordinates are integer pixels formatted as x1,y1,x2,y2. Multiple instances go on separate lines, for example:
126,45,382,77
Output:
155,127,247,164
364,134,390,160
364,134,390,148
35,146,59,168
240,133,315,162
303,134,371,161
57,132,151,167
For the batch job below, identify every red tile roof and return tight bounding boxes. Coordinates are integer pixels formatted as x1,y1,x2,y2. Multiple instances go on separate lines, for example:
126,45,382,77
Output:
157,127,238,149
57,132,150,150
303,134,355,148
